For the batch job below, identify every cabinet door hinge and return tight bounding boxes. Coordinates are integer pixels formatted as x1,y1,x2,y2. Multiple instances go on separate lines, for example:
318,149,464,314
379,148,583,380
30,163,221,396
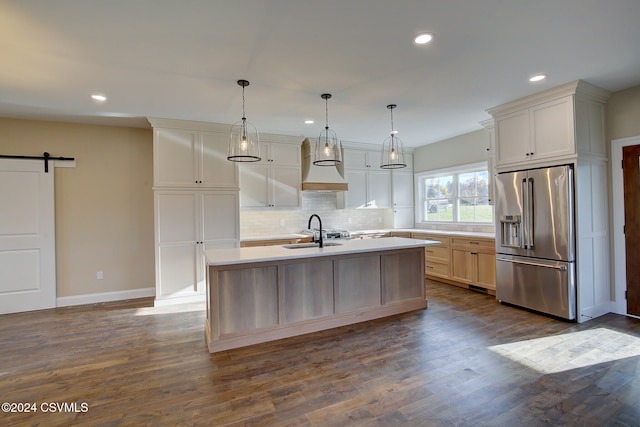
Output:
625,290,628,300
622,159,624,169
624,225,626,234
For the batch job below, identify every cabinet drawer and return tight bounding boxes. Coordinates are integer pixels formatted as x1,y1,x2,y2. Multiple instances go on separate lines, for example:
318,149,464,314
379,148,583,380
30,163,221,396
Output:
426,261,450,278
451,237,494,250
413,234,450,246
425,245,450,262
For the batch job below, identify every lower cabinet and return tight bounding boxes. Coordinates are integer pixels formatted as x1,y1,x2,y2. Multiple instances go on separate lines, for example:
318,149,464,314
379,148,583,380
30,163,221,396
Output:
419,234,451,281
154,190,239,304
412,232,496,294
450,237,496,292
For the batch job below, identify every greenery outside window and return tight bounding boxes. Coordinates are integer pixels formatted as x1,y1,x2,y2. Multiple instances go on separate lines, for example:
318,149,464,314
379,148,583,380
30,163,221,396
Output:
415,162,493,224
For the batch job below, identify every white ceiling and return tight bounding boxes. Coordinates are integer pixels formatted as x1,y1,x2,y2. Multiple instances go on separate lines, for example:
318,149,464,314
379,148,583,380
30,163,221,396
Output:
1,0,639,147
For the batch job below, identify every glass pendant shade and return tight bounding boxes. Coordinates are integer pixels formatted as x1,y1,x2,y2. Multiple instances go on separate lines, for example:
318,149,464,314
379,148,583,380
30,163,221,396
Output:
227,80,261,162
380,104,407,169
314,93,342,166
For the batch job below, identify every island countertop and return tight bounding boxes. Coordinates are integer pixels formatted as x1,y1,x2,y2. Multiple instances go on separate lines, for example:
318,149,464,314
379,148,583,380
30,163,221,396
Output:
205,237,440,266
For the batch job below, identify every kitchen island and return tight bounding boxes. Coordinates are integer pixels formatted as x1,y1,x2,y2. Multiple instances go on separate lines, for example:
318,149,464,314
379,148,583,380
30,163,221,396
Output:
204,237,437,353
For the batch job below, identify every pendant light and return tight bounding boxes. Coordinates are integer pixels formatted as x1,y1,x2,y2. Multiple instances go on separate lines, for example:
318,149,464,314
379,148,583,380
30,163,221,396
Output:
227,79,261,162
380,104,407,169
314,93,342,166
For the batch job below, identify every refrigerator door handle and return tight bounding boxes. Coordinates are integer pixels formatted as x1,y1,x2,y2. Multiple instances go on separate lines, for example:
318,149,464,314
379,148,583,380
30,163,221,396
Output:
521,178,529,249
497,257,568,271
528,177,534,248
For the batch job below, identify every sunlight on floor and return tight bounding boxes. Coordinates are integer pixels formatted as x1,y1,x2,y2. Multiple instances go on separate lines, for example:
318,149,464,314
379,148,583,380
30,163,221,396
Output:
134,302,205,316
488,328,640,374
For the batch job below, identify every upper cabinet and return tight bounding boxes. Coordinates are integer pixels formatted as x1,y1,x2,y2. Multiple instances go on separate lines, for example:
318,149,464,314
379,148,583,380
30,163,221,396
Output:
150,119,239,189
239,138,302,209
258,141,301,166
342,147,391,208
487,80,609,171
494,96,574,166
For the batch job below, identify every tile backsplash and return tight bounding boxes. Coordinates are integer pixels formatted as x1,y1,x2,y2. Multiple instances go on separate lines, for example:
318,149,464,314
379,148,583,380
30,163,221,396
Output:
240,192,496,237
240,192,389,237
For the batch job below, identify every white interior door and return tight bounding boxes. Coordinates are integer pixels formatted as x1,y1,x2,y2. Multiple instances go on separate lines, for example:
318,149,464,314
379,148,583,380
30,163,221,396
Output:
0,159,56,314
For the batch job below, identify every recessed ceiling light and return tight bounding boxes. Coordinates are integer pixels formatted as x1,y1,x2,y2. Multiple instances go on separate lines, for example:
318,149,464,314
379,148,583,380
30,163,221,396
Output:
529,74,547,83
304,119,314,125
413,33,434,45
91,94,107,102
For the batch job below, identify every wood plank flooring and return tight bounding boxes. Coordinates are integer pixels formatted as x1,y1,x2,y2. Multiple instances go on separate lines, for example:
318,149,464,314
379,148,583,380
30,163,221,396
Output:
2,280,640,426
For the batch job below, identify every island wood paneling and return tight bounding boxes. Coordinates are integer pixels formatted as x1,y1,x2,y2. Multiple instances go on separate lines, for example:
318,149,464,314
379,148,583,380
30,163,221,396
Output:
335,255,381,313
283,260,334,324
217,266,278,335
381,249,424,303
206,247,427,353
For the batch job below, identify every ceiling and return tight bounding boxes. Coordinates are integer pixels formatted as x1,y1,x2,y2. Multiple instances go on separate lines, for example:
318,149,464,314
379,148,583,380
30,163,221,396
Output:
2,0,640,148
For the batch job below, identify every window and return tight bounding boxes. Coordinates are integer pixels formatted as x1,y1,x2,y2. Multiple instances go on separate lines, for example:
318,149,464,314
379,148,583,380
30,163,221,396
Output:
416,162,493,224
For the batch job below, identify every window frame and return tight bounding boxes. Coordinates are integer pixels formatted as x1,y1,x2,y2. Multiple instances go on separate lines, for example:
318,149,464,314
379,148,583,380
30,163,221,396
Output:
414,161,493,225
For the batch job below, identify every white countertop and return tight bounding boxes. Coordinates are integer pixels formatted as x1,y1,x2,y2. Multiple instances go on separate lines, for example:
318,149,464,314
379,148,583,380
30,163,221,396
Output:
206,237,439,267
350,229,495,239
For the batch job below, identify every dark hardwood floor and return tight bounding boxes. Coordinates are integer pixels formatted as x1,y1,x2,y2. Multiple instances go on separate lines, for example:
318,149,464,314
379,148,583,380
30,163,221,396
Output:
2,280,640,426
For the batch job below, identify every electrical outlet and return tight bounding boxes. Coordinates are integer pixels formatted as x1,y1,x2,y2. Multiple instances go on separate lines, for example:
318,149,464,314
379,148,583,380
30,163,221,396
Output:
97,271,103,280
378,216,383,223
280,218,285,226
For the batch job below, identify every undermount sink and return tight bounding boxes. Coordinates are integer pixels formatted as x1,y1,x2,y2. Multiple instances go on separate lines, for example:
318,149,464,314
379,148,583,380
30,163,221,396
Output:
282,242,343,249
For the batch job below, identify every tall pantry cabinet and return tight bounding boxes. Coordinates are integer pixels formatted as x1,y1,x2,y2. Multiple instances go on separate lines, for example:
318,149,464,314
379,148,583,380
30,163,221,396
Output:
148,118,240,305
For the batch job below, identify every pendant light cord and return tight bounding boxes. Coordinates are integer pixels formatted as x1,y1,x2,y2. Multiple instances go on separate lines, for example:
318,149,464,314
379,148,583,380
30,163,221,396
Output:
389,105,396,147
390,107,394,134
242,85,246,121
325,96,329,131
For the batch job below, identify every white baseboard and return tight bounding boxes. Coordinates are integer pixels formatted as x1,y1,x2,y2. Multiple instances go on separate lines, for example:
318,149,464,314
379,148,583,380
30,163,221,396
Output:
56,287,156,307
154,294,206,307
578,301,616,323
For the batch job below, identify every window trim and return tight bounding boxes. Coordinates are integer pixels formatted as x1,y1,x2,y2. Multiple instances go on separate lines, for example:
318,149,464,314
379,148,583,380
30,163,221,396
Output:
414,161,493,225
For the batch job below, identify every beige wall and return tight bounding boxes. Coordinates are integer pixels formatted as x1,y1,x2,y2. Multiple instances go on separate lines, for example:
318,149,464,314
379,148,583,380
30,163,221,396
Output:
413,129,489,173
0,118,154,297
607,85,640,142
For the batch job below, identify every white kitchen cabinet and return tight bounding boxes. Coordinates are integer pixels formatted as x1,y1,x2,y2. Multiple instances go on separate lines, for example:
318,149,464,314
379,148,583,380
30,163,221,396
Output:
342,148,391,208
480,119,496,206
391,169,414,228
153,127,238,188
494,96,574,167
148,118,241,306
154,190,239,303
489,81,609,171
239,141,301,208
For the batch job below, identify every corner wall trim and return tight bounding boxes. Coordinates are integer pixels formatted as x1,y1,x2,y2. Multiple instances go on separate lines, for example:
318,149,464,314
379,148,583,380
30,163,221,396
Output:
56,287,155,307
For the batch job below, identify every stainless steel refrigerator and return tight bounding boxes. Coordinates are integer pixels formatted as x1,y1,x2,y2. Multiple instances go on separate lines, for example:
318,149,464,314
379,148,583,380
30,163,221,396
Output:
494,165,576,320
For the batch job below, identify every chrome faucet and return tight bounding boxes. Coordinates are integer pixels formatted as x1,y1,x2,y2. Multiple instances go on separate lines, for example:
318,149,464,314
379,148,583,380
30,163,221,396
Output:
307,214,323,248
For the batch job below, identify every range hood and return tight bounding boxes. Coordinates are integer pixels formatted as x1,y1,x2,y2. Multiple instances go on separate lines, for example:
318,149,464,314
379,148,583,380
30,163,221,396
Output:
301,138,348,191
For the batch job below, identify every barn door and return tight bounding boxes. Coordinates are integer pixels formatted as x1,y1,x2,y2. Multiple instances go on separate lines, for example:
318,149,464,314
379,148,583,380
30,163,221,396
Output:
0,159,56,314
